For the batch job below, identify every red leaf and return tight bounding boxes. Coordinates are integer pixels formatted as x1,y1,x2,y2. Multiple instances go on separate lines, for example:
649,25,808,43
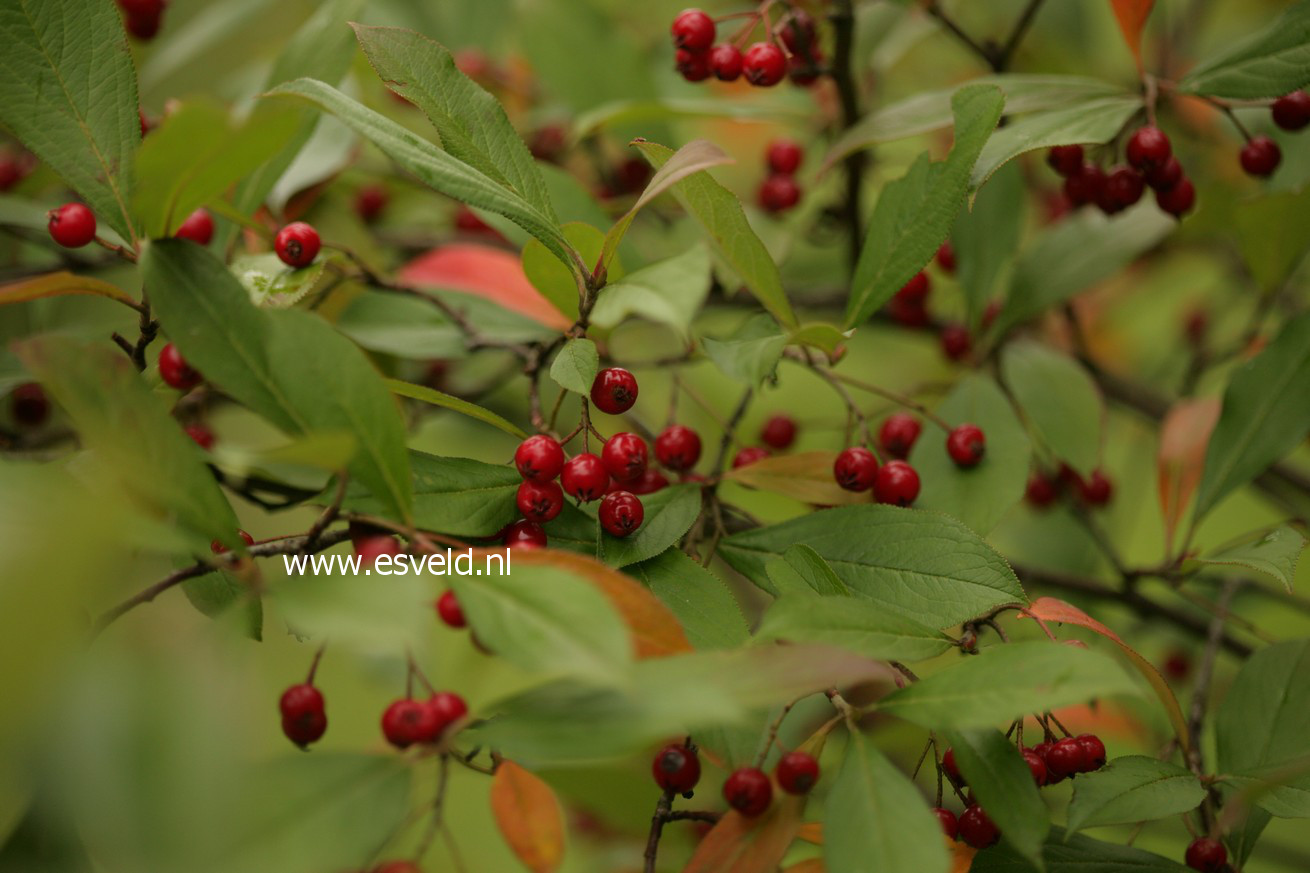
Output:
490,761,566,873
1109,0,1157,71
1157,397,1221,553
398,243,571,330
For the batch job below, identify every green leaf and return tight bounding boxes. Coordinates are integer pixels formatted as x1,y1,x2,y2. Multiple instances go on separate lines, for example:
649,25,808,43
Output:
0,271,135,308
598,484,701,569
386,379,529,440
549,338,599,396
844,84,1005,327
719,504,1027,628
908,374,1031,535
945,728,1049,869
182,572,263,642
971,828,1190,872
953,161,1024,330
878,642,1141,729
1194,312,1310,520
825,732,949,873
765,544,852,597
0,0,139,242
701,314,787,386
632,140,796,328
340,452,521,538
1179,3,1310,99
625,549,749,650
1196,525,1307,591
522,221,608,320
1234,187,1310,293
1066,756,1206,833
755,596,954,662
337,290,553,359
590,245,712,340
231,252,329,309
1000,342,1104,476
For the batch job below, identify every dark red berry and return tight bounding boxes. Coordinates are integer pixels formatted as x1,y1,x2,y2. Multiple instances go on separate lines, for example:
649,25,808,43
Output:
896,271,930,303
1126,125,1172,170
933,807,959,840
1045,737,1083,779
280,684,327,748
211,530,255,554
709,44,743,81
760,414,797,449
671,9,715,51
274,222,321,267
10,382,49,427
935,241,956,274
888,295,929,327
0,154,24,192
601,432,648,483
779,10,816,53
1076,734,1106,772
1032,742,1062,784
1101,166,1145,213
503,519,547,549
47,203,96,248
765,139,804,175
454,205,494,234
1240,135,1281,177
356,534,402,568
1184,308,1209,345
1145,156,1183,191
942,748,962,784
561,453,610,502
516,479,564,522
655,424,701,472
124,9,162,39
958,805,999,849
427,691,468,735
758,174,801,213
652,744,701,794
1272,90,1310,131
530,124,567,162
1185,837,1227,873
1046,144,1085,177
599,490,644,537
1025,472,1059,508
1063,163,1105,208
381,699,438,749
175,208,214,245
732,446,770,469
940,323,971,361
185,423,215,450
591,367,638,415
878,413,921,459
117,0,164,16
775,751,820,795
946,424,985,468
1021,748,1048,785
675,48,712,82
834,447,878,492
355,185,389,222
1077,469,1113,506
158,343,202,391
1163,649,1191,681
723,767,772,816
435,591,465,628
742,42,786,87
874,460,920,506
627,469,669,495
1156,177,1196,217
514,434,565,482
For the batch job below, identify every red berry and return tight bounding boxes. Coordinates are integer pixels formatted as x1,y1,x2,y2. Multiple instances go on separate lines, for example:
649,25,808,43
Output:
10,382,49,427
280,684,327,748
1063,163,1105,208
775,751,820,795
896,271,930,303
381,699,438,749
1126,125,1172,170
940,323,971,361
675,48,712,82
1100,166,1145,213
732,446,770,469
709,44,743,81
356,534,402,568
454,205,494,234
435,591,465,628
516,479,564,522
933,807,959,840
125,9,162,39
1046,144,1085,177
833,447,878,492
780,10,816,53
174,208,214,245
503,519,547,549
1025,472,1059,508
1076,734,1107,772
655,424,702,472
760,414,798,450
514,434,565,482
355,185,389,222
958,805,999,849
888,295,930,327
935,241,956,274
117,0,164,15
184,422,215,450
0,154,23,192
530,124,567,162
561,453,610,502
1185,837,1227,873
210,529,255,554
627,469,669,495
591,367,638,415
946,424,985,468
1077,469,1114,506
274,221,321,267
601,432,649,483
878,414,921,459
1272,90,1310,131
159,343,202,391
1045,737,1083,779
758,174,801,213
765,139,804,175
1021,748,1048,785
599,490,644,537
671,9,715,51
1031,742,1062,783
723,767,773,816
742,42,786,87
427,691,468,734
874,460,920,506
1239,135,1281,177
1163,649,1191,681
1145,156,1183,191
1156,177,1196,217
652,744,701,794
942,748,962,784
47,203,96,248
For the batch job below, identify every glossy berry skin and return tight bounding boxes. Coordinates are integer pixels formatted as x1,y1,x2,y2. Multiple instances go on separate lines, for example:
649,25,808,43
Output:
158,343,202,391
758,174,801,213
936,241,956,274
1046,144,1085,177
671,9,715,51
1240,136,1281,177
1025,472,1059,508
274,222,321,267
1185,837,1227,872
381,699,439,749
591,367,638,415
879,414,921,460
1126,125,1172,170
675,48,712,83
709,44,743,81
1272,90,1310,131
1101,166,1145,213
1076,734,1106,772
10,382,49,427
435,591,466,628
514,434,565,482
627,469,669,495
875,461,920,507
940,323,971,361
723,767,773,817
503,519,547,549
561,453,610,502
1064,163,1105,208
185,423,215,450
355,185,389,222
1021,748,1048,785
933,807,959,840
958,805,999,849
174,208,214,245
732,446,770,469
47,203,96,248
766,139,804,175
946,424,986,468
356,534,402,568
652,744,701,794
1145,156,1183,191
742,42,786,87
280,684,327,748
655,425,702,472
834,447,878,492
602,432,649,483
1156,177,1196,218
516,479,564,523
760,414,798,450
599,490,644,537
896,271,930,303
1078,470,1114,506
1045,737,1084,779
427,691,468,734
775,751,820,795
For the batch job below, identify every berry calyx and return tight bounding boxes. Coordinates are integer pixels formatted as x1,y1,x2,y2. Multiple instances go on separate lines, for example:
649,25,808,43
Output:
1184,837,1227,872
1046,144,1085,177
671,9,715,51
427,691,468,735
514,434,565,482
933,807,959,840
1126,125,1172,170
655,424,702,472
356,534,402,568
1076,734,1106,772
1239,135,1281,177
158,343,202,391
834,447,878,492
503,519,548,549
775,750,820,795
516,479,564,522
732,446,770,468
1272,90,1310,131
175,208,214,245
280,684,327,748
381,698,439,749
878,413,921,459
760,414,798,450
1155,177,1196,218
765,139,804,175
355,185,388,222
1044,737,1083,779
47,203,96,248
652,744,701,794
274,221,321,267
1021,748,1048,785
675,48,712,82
946,424,986,468
958,805,999,849
435,590,466,628
561,453,610,502
591,367,638,415
758,174,801,213
10,382,49,428
601,432,649,483
708,44,743,81
723,767,773,816
599,490,644,537
742,42,786,87
876,460,921,506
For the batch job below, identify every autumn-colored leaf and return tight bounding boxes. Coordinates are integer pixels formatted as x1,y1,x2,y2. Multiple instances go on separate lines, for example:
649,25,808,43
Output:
724,451,870,506
0,271,136,308
950,839,978,873
797,822,824,845
398,243,571,329
783,860,826,873
1109,0,1157,71
490,761,566,873
1157,397,1221,554
683,795,805,873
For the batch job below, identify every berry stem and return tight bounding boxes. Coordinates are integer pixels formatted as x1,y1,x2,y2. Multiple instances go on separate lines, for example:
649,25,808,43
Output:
754,696,802,768
830,0,867,271
305,643,327,684
800,359,952,432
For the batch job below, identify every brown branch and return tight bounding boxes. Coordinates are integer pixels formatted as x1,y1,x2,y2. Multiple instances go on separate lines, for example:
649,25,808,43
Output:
830,0,867,271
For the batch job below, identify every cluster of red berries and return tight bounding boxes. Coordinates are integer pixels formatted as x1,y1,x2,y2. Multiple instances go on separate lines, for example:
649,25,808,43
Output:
832,416,984,505
115,0,167,40
1025,465,1114,510
758,139,804,214
1048,125,1196,219
670,7,822,88
885,247,992,366
650,743,819,817
726,411,797,470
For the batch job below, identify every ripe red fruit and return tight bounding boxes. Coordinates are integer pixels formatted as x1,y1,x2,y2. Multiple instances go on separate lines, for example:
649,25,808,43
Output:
435,591,466,628
601,432,649,483
0,154,23,192
675,48,712,82
1185,837,1227,872
1031,742,1062,783
356,534,402,568
760,414,798,450
274,222,321,267
1045,737,1084,779
381,699,439,749
10,382,49,427
834,447,878,492
935,241,956,274
1021,748,1048,785
1025,472,1059,508
940,323,971,361
742,42,786,87
1076,734,1107,772
1077,469,1114,506
427,691,468,734
124,9,162,39
503,519,548,549
1126,125,1172,170
47,203,97,248
958,805,999,849
933,807,959,840
591,367,638,415
561,453,610,502
1063,163,1105,208
888,295,930,327
775,751,820,795
1239,135,1281,177
709,44,743,81
516,479,564,522
355,185,389,222
1100,166,1145,213
530,124,567,162
159,343,202,391
627,469,669,495
732,446,770,468
599,490,644,537
942,748,962,784
879,413,921,459
175,208,214,245
896,271,931,303
1145,156,1183,191
652,744,701,794
758,174,801,213
118,0,164,15
875,460,920,506
1272,90,1310,131
946,424,986,468
765,139,804,175
723,767,773,816
1163,649,1191,681
671,8,715,51
655,425,702,472
1046,144,1085,177
211,530,255,554
280,684,327,748
1156,177,1196,218
514,434,565,482
780,10,816,53
454,205,494,234
184,423,215,450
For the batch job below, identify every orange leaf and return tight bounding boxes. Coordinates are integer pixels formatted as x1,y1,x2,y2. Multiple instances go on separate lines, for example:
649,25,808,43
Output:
950,838,979,873
1020,597,1189,752
1157,397,1221,553
682,798,804,873
796,822,824,845
0,271,136,307
490,761,566,873
398,243,571,330
783,860,826,873
1109,0,1157,71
